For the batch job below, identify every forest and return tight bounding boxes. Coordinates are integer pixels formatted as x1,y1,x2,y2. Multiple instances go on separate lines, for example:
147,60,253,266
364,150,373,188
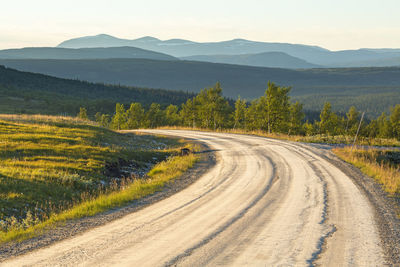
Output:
86,82,400,141
0,65,193,115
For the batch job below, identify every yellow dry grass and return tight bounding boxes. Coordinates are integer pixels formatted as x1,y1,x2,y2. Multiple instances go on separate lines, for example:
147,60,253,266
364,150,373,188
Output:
333,147,400,196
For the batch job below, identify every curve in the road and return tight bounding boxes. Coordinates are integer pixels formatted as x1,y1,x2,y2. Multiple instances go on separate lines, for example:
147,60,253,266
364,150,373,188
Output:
3,130,385,266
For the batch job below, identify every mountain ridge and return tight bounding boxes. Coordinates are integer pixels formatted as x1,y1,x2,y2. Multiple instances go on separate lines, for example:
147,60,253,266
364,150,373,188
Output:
57,34,400,67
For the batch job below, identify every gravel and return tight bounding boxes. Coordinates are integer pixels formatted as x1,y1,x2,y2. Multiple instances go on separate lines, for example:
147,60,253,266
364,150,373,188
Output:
316,148,400,265
2,137,399,265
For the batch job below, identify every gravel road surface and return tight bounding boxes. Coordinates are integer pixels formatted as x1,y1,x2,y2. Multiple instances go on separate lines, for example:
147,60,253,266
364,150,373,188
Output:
3,130,390,266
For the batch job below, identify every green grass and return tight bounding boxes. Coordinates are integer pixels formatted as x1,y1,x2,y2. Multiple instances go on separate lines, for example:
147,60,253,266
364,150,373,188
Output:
0,150,199,244
0,114,195,243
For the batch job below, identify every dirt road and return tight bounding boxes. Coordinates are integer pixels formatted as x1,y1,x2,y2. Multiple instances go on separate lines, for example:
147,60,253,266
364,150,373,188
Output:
3,130,385,266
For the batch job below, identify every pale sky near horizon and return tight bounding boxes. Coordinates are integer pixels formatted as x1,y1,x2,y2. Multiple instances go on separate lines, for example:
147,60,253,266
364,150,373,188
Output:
0,0,399,51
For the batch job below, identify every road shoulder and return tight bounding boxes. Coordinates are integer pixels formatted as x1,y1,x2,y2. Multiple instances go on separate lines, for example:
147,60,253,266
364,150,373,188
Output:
316,148,400,265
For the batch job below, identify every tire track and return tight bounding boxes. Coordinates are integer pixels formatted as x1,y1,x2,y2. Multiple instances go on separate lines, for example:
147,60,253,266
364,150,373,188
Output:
3,130,385,266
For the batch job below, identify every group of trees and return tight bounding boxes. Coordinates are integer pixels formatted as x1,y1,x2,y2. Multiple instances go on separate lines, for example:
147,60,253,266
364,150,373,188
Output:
309,102,400,140
85,82,400,140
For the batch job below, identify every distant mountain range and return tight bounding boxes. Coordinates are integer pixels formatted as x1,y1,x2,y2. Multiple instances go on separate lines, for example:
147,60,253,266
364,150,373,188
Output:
1,34,398,69
57,34,400,68
58,34,326,59
0,46,177,61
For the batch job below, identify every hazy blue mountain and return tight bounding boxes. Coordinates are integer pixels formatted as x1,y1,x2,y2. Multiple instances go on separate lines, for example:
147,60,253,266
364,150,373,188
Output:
57,34,400,67
57,34,328,59
181,52,320,69
58,34,138,48
0,46,177,61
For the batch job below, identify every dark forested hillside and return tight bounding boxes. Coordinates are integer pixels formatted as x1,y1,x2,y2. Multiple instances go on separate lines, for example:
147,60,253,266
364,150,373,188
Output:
0,59,399,117
0,65,192,115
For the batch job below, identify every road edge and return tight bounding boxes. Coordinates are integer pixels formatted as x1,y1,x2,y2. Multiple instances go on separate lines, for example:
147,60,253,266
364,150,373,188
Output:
319,149,400,265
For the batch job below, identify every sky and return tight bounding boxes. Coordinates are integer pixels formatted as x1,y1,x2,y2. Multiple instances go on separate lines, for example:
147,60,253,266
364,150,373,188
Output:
0,0,399,51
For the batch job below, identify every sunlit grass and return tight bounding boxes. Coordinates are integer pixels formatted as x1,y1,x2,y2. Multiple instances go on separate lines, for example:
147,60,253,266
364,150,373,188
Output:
0,150,199,244
333,147,400,196
0,114,188,243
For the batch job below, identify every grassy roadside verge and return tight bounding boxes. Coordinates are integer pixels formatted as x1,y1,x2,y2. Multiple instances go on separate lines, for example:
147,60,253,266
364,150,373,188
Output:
332,147,400,197
0,150,199,244
0,115,199,245
157,126,400,147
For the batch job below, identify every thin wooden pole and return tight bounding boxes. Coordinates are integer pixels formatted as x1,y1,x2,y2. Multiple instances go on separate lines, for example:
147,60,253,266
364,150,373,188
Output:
351,111,365,151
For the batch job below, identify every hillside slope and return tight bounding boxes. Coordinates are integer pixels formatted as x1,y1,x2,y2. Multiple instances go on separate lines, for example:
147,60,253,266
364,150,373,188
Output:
0,65,192,115
181,52,320,69
0,59,399,117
